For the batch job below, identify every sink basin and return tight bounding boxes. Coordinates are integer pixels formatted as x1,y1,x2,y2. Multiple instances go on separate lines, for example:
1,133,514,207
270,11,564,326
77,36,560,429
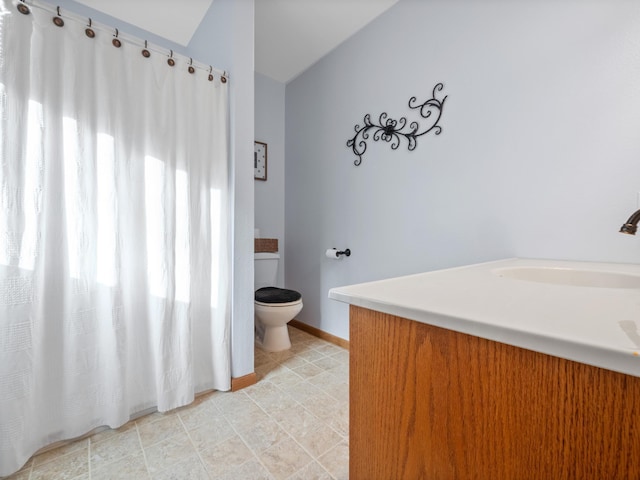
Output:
492,266,640,289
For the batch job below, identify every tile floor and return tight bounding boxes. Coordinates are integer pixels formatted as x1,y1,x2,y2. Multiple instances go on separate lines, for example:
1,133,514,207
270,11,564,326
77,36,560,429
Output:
5,327,349,480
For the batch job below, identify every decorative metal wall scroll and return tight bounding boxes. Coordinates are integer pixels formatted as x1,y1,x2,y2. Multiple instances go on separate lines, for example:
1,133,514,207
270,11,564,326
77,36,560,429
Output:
347,83,447,166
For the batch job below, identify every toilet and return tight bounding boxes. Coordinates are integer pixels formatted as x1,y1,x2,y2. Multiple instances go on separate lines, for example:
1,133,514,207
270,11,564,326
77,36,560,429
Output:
254,252,303,352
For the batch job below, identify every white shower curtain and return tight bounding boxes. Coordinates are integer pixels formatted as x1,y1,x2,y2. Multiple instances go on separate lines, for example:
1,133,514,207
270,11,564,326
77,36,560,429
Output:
0,1,231,475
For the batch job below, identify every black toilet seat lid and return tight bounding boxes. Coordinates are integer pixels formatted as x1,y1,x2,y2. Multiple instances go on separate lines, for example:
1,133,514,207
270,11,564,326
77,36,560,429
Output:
255,287,302,304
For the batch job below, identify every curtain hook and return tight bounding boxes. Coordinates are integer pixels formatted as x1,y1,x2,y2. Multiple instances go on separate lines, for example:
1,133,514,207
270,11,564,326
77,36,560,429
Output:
142,40,151,58
188,57,195,74
17,1,30,15
208,66,214,82
167,50,175,67
112,28,121,48
221,71,227,83
53,6,64,27
85,18,95,38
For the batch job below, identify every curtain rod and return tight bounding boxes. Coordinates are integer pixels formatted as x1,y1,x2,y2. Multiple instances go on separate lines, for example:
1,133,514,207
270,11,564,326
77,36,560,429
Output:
16,0,229,83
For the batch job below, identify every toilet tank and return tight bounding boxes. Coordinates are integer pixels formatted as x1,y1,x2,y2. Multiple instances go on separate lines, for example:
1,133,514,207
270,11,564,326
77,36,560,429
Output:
254,252,279,289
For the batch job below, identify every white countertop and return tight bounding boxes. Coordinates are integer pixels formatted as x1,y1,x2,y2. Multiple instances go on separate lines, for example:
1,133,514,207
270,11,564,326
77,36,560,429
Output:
329,258,640,378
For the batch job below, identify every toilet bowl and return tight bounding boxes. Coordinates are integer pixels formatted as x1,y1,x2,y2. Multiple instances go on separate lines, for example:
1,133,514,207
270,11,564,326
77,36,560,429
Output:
255,287,303,351
254,252,303,352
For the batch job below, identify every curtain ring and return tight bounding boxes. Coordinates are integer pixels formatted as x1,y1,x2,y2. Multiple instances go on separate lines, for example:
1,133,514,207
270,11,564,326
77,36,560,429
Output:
221,71,227,84
17,1,30,15
188,58,195,74
53,6,64,27
167,50,175,67
112,28,121,48
142,40,151,58
208,66,214,82
85,18,95,38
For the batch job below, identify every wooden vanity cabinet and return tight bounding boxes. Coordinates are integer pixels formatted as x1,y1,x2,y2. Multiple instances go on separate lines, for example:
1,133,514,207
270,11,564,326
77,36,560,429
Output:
349,305,640,479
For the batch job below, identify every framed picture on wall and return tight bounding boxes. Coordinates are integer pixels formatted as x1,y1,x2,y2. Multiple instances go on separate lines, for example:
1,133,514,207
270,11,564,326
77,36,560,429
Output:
254,141,267,181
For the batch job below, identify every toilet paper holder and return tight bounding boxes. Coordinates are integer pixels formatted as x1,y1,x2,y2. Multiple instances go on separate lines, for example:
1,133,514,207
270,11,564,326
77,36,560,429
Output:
326,248,351,259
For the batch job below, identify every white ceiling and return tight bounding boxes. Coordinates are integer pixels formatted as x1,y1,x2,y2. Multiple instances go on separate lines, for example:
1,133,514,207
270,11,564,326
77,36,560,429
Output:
74,0,399,84
255,0,399,83
74,0,215,47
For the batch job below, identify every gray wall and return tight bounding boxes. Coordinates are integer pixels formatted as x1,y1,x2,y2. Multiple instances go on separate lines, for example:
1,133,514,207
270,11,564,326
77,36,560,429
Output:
255,73,286,288
285,0,640,340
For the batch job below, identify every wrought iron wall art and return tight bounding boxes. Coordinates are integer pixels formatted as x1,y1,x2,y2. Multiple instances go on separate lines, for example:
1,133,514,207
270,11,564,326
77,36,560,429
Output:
347,83,447,166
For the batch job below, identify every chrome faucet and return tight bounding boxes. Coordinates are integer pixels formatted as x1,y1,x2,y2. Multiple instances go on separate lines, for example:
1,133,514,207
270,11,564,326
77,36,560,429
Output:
620,209,640,235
